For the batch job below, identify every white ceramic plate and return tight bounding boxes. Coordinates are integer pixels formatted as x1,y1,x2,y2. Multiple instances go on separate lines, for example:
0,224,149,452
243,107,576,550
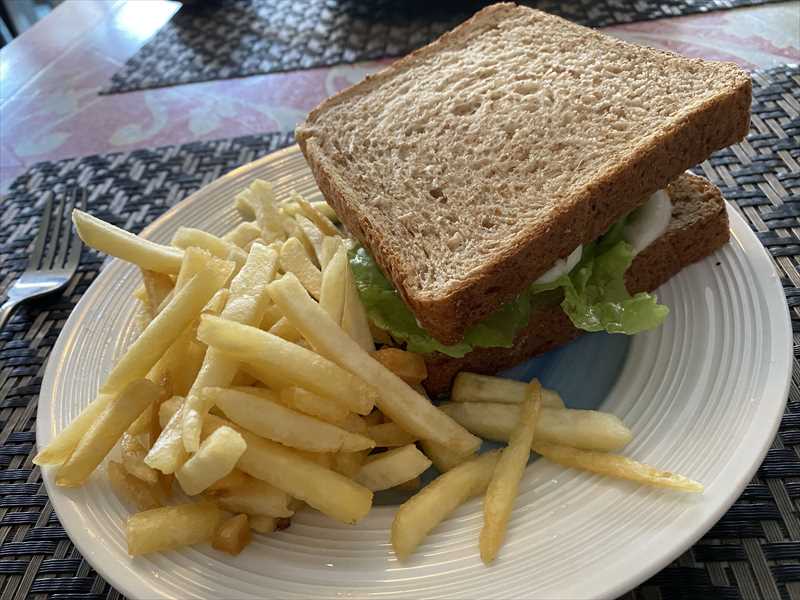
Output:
37,146,792,600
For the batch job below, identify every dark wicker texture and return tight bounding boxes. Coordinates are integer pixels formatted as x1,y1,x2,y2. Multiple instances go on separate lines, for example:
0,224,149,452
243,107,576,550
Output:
1,66,798,599
101,0,787,94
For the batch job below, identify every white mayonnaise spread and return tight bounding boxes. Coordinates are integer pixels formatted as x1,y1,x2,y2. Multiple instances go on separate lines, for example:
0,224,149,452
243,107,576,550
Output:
623,190,673,255
531,189,672,286
534,245,583,284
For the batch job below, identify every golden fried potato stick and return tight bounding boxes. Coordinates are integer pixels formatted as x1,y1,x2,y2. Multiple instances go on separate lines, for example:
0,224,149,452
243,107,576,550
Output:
56,379,159,487
101,259,232,395
267,274,480,455
440,402,632,452
126,502,223,556
72,209,183,274
180,243,278,452
480,381,542,564
533,443,704,493
391,451,501,560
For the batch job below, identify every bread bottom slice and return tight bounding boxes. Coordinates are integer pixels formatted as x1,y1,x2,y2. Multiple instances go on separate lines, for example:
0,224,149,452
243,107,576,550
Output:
423,173,730,396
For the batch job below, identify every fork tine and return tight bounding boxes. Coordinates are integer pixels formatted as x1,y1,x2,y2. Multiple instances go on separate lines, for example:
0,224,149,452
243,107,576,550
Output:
42,192,66,270
64,188,85,272
29,193,54,270
54,187,78,269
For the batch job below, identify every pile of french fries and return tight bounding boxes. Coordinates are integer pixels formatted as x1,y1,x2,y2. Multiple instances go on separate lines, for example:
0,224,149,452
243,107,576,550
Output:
35,179,702,564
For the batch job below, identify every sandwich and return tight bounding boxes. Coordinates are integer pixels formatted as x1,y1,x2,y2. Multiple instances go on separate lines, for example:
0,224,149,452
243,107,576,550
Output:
295,3,751,395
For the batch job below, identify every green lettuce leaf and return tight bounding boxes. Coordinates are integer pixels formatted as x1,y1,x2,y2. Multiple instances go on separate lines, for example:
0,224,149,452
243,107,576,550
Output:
534,240,669,334
348,226,668,357
349,247,514,357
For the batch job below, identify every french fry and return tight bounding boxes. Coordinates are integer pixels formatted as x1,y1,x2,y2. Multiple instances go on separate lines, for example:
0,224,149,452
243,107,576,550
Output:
133,284,148,304
175,425,247,495
216,477,294,518
207,387,374,453
481,382,542,564
239,362,295,391
158,396,183,428
259,303,283,330
132,302,151,338
297,450,335,469
419,440,476,473
439,403,632,451
294,215,325,264
197,316,376,415
367,422,418,447
319,236,342,269
235,189,258,221
107,461,163,511
276,387,350,425
268,316,303,342
319,245,347,323
120,433,159,484
212,514,252,555
172,247,225,293
279,237,322,300
355,445,432,492
34,393,114,466
338,413,369,434
249,180,286,243
203,289,229,316
55,379,159,487
222,222,262,248
144,324,201,398
171,226,248,267
126,502,223,556
452,373,565,408
333,450,369,478
141,270,174,315
101,262,231,395
127,403,155,437
205,468,250,494
179,341,208,396
341,260,375,352
145,399,188,474
533,443,704,493
292,193,339,236
181,243,279,452
249,516,281,534
204,415,373,524
371,348,427,384
267,274,480,455
282,200,338,223
392,451,501,560
72,209,184,274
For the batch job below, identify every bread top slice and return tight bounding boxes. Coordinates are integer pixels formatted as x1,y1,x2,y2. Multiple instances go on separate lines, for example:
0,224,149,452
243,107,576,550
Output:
297,3,751,344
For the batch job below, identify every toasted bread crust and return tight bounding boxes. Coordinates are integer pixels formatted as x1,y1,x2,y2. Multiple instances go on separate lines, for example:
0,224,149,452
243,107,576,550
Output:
422,173,730,395
298,4,750,345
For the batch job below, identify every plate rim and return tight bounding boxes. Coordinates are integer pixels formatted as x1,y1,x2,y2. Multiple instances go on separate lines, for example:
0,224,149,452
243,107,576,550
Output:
35,146,794,600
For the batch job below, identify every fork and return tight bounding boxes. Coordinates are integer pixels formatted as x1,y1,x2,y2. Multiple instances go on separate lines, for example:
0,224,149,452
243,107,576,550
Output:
0,188,86,329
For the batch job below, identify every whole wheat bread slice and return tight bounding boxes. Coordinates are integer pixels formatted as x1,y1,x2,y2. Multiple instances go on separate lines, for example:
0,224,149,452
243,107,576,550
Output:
422,172,730,395
297,3,750,344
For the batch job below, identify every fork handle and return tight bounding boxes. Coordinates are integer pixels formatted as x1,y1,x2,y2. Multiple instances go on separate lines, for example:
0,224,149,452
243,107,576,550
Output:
0,298,19,329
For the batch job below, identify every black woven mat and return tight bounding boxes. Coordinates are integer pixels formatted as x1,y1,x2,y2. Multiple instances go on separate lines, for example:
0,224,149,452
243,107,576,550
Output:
101,0,788,94
2,65,798,599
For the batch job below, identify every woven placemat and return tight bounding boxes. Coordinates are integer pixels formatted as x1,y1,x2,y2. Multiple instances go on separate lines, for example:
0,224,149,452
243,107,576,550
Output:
101,0,787,94
2,65,798,599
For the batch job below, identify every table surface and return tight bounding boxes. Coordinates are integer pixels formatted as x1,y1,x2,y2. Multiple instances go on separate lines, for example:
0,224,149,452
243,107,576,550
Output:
0,1,798,599
1,0,799,194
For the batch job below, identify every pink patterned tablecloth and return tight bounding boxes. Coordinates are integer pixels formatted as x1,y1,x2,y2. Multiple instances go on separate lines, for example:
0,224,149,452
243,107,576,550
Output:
1,0,799,193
